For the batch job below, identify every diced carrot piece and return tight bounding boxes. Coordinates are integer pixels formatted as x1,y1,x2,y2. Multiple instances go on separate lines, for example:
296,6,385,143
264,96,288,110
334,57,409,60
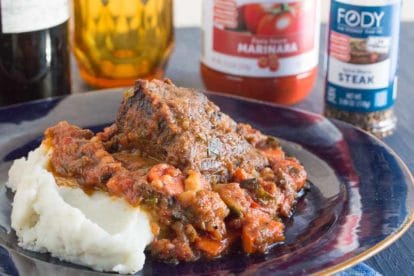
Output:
196,236,227,258
242,210,284,254
106,174,133,195
242,230,254,254
147,164,184,195
260,147,285,164
233,168,251,182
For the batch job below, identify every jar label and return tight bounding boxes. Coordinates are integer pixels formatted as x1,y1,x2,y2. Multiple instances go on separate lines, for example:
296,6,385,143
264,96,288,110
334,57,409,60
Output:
201,0,320,77
325,1,400,112
1,0,69,34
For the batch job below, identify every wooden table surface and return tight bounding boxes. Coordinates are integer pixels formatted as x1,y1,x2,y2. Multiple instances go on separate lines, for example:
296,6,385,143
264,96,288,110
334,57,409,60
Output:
71,24,414,275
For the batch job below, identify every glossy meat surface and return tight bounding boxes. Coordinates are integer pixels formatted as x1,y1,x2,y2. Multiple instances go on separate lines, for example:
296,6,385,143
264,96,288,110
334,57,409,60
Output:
105,79,268,183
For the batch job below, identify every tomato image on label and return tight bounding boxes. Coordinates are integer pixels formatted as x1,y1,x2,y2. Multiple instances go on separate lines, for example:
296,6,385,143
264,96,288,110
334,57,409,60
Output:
242,3,304,36
243,4,268,33
241,2,315,36
268,54,280,71
257,10,296,36
258,56,269,68
257,54,280,71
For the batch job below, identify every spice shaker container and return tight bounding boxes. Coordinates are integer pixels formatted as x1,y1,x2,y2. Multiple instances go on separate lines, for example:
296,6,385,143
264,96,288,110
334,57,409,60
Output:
324,0,401,138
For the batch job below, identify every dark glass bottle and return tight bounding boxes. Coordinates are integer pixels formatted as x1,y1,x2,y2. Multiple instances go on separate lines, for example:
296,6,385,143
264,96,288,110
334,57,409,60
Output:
0,1,71,106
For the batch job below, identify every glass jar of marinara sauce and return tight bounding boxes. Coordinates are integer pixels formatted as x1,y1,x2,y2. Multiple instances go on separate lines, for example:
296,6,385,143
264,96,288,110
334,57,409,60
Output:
201,0,320,105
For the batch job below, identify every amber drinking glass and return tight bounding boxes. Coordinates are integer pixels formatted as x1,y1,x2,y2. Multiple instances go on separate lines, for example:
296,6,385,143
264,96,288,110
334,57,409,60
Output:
72,0,174,88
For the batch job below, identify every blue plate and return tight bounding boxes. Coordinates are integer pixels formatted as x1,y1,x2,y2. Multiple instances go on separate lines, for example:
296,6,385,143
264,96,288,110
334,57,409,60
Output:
0,90,413,275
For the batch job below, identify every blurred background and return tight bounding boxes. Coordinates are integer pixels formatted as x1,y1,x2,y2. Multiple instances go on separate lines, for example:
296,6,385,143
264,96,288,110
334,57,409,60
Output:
174,0,414,27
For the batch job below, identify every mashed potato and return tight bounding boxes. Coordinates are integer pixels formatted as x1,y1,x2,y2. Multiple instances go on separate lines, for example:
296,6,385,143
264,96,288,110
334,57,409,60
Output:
7,145,153,274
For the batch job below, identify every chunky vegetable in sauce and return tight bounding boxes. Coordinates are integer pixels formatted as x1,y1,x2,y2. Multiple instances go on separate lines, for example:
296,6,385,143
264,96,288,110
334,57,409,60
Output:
44,79,307,263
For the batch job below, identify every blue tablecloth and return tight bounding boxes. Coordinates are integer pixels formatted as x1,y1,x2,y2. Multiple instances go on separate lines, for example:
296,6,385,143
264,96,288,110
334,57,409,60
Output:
339,263,382,276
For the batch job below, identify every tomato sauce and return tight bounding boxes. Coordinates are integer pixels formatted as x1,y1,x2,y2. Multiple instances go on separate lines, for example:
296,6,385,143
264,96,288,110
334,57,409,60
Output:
45,119,307,263
42,81,309,264
201,0,320,105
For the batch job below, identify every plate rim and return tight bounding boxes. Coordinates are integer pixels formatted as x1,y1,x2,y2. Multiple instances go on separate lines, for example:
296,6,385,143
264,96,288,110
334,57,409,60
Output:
206,91,414,274
314,143,414,275
1,90,413,275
